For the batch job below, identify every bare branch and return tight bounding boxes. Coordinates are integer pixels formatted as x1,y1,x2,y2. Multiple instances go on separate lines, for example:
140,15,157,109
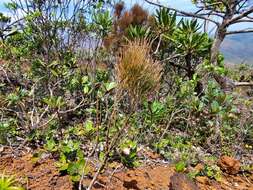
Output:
226,28,253,35
228,6,253,25
144,0,219,26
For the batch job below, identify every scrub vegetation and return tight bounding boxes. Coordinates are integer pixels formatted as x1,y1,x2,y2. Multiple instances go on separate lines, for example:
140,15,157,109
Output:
0,0,253,189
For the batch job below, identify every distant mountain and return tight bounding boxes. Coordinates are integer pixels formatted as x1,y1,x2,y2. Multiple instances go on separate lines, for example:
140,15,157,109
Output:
221,33,253,65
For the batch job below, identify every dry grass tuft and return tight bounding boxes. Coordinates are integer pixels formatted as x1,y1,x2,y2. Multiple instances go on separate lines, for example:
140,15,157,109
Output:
114,2,125,18
130,4,148,25
104,4,149,50
116,40,162,105
118,11,134,31
116,4,148,32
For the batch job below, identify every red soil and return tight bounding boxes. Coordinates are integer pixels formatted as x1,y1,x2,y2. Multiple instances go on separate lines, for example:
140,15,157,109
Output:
0,148,252,190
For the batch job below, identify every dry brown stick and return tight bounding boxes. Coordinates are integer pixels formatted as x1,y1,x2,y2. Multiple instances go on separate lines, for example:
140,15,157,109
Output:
159,108,184,142
87,116,131,190
234,82,253,87
108,165,123,183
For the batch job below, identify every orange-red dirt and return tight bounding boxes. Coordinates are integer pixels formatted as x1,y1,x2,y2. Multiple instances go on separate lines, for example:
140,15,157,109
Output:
0,149,252,190
0,150,73,190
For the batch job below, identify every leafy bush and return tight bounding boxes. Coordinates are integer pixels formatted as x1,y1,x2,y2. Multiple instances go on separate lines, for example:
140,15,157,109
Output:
119,140,139,167
0,119,18,145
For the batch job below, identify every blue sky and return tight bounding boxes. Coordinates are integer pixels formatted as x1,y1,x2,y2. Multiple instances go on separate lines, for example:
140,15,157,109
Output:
131,0,194,11
0,0,9,13
1,0,252,30
0,0,194,14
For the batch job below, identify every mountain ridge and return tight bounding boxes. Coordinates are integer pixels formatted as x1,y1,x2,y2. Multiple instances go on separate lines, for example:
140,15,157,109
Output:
221,33,253,65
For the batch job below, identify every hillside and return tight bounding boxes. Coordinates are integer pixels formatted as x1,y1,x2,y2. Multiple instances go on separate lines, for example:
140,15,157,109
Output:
1,1,253,190
222,33,253,65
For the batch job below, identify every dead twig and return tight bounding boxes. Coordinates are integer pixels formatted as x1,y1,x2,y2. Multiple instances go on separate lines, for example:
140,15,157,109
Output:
87,116,131,190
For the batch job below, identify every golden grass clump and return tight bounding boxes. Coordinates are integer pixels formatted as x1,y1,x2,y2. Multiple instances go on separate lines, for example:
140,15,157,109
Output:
116,40,162,104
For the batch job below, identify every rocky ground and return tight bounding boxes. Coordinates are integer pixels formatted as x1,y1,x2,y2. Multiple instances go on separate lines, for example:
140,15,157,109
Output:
0,147,252,190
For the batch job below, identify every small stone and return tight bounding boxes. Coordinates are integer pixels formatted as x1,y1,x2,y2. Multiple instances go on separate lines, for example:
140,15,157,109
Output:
0,146,4,153
170,173,199,190
122,148,130,155
196,176,209,185
218,156,240,175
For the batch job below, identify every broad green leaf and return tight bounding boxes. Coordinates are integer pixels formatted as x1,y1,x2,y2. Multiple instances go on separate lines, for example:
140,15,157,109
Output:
83,86,89,94
175,161,186,172
211,101,220,113
85,120,94,132
105,82,117,91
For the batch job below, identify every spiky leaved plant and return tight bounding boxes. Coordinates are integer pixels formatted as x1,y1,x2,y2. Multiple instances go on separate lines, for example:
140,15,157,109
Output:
116,40,162,108
0,174,24,190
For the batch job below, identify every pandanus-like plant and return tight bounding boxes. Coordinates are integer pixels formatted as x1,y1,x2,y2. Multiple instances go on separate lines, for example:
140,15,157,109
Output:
0,174,24,190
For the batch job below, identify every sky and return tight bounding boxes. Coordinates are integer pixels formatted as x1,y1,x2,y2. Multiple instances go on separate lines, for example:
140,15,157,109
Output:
0,0,10,10
1,0,252,31
0,0,253,64
129,0,194,11
0,0,195,15
0,0,252,14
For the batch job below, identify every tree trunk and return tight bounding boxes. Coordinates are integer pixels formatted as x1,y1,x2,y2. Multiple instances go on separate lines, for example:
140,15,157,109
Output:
210,25,226,65
210,24,237,91
185,53,194,79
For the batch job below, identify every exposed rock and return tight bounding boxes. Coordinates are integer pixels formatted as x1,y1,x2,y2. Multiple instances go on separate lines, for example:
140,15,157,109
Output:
170,173,199,190
218,156,240,175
